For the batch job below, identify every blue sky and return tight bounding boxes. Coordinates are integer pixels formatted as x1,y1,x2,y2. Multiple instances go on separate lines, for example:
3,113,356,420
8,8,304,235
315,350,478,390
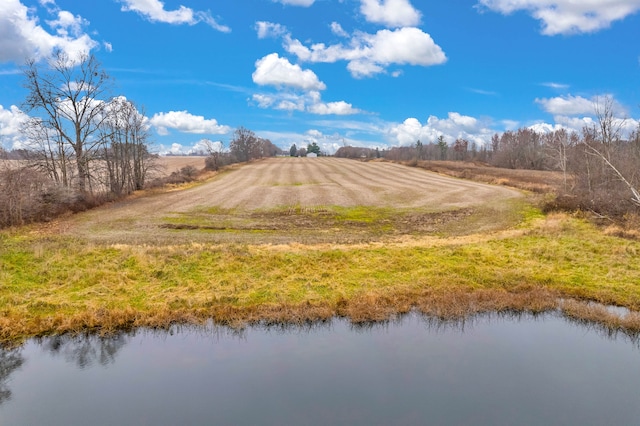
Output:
1,0,639,154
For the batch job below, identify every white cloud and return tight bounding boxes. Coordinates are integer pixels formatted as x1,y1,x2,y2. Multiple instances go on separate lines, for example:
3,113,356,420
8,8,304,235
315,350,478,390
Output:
0,68,21,75
273,0,315,6
536,94,627,117
330,22,349,37
252,53,326,91
252,94,276,109
541,82,569,89
360,0,422,27
187,138,224,155
468,88,498,96
285,27,446,78
46,10,86,36
388,113,496,146
308,101,361,115
279,100,307,111
167,143,184,155
252,91,361,115
527,122,567,134
252,92,306,112
0,0,98,63
0,104,29,149
119,0,230,32
502,119,521,131
149,111,231,135
551,114,639,136
256,21,287,39
478,0,640,35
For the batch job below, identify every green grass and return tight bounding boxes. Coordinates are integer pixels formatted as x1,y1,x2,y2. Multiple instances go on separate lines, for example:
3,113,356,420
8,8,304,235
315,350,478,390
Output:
1,210,640,344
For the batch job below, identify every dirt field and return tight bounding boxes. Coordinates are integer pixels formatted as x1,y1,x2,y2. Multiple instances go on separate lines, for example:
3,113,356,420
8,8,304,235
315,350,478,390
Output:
56,157,524,244
156,156,206,172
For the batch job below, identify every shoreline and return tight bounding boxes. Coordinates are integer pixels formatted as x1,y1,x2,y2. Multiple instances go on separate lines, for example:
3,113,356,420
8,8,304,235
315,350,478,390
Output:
2,288,640,347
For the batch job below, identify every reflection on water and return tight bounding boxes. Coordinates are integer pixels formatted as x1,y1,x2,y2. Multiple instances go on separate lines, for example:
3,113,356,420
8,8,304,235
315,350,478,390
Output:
36,333,129,369
1,312,640,425
0,349,24,404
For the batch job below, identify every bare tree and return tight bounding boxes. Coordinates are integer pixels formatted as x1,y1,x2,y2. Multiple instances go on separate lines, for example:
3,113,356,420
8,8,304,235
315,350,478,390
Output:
593,95,626,160
0,162,49,227
584,143,640,207
229,126,258,162
203,140,226,171
452,138,469,161
22,51,111,193
543,128,578,190
568,97,639,214
98,97,154,195
22,117,74,186
491,129,546,170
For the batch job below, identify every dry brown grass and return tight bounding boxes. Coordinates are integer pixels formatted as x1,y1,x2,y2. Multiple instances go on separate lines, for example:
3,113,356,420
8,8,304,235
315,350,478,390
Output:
4,284,639,345
155,156,206,175
561,299,640,337
409,160,567,193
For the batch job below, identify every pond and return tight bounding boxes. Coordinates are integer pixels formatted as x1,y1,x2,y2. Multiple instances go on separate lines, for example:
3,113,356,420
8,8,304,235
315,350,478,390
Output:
1,312,639,425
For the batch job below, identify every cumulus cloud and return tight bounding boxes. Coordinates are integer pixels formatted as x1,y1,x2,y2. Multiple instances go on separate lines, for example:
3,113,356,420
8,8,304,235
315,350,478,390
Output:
330,22,349,38
0,104,29,149
251,93,307,113
388,113,496,146
536,94,628,118
0,0,98,63
527,122,567,134
535,95,596,115
256,21,287,39
252,94,277,109
149,111,231,135
477,0,640,35
285,27,446,78
252,53,326,91
251,91,361,115
119,0,230,32
308,101,361,115
360,0,422,27
184,138,225,155
533,115,639,139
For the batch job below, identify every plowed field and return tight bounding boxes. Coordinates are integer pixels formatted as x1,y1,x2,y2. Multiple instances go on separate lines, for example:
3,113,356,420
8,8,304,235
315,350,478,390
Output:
61,157,524,244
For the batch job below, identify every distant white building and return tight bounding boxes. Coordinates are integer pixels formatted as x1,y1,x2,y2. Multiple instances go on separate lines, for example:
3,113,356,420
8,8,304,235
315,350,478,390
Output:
307,153,318,158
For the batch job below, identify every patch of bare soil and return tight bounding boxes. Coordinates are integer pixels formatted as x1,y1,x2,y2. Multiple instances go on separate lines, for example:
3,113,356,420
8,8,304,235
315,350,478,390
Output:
151,155,206,176
52,157,524,244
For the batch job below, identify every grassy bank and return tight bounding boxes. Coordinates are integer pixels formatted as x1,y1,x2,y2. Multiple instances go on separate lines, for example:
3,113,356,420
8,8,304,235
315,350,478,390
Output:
2,211,640,345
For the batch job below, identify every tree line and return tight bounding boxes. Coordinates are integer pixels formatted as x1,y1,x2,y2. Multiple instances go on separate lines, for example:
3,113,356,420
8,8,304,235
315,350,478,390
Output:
203,126,281,171
336,102,640,217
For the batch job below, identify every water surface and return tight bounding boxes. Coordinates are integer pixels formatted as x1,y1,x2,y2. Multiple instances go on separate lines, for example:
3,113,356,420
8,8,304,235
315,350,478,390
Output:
1,313,639,425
